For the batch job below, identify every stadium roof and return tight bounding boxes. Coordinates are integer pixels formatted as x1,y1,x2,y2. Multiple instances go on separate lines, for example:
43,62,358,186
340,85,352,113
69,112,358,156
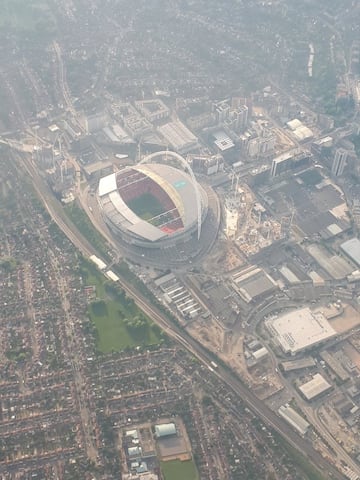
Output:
98,164,207,243
98,172,117,196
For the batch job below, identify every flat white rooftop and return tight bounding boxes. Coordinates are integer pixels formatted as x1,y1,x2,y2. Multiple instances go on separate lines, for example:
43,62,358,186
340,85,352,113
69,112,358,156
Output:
213,131,234,151
298,373,332,401
158,120,198,152
266,307,337,354
340,237,360,267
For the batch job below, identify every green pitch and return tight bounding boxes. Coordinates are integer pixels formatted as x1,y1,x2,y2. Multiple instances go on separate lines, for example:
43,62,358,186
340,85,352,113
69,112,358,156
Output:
126,193,166,221
161,460,198,480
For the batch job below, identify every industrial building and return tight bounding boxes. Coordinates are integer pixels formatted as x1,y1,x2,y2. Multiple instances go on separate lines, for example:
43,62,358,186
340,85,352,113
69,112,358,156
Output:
155,273,202,319
83,159,113,179
307,244,355,280
340,238,360,268
157,120,198,153
298,373,332,401
278,405,310,436
280,357,317,373
265,307,337,355
232,266,278,304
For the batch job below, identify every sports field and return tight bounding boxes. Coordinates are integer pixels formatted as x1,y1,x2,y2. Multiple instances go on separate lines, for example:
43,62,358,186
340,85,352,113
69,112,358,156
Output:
161,460,198,480
127,193,165,221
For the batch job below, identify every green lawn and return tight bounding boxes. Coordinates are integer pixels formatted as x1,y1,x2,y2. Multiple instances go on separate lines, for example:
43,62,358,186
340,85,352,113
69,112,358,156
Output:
127,193,165,221
89,299,161,353
80,259,163,353
161,460,198,480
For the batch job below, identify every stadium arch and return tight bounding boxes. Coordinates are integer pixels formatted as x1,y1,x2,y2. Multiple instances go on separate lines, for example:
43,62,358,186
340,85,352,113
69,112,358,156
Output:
139,151,203,240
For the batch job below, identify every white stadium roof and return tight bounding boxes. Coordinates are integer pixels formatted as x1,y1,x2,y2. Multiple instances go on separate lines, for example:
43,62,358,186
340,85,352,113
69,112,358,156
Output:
98,173,117,196
98,163,207,243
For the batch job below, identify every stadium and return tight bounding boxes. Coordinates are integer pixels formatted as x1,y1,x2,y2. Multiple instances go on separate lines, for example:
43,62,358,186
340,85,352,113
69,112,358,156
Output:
97,152,209,250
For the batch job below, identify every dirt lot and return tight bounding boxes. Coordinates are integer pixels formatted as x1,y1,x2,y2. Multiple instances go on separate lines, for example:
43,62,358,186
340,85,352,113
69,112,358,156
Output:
318,404,359,454
187,319,284,399
202,240,246,274
328,304,360,333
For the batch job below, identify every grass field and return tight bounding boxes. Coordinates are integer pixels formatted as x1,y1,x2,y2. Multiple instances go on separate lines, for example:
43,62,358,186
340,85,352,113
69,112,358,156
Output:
80,259,163,353
127,193,165,221
161,460,198,480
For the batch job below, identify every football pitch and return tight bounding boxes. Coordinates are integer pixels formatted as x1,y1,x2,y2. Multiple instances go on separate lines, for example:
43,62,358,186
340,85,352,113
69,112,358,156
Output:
127,193,165,221
161,460,198,480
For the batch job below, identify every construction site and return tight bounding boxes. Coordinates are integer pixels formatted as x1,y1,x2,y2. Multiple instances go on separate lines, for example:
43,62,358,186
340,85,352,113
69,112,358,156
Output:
222,173,284,257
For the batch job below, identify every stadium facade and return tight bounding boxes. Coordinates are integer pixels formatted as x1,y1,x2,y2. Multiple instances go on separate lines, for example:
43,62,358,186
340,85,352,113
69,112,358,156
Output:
97,158,208,250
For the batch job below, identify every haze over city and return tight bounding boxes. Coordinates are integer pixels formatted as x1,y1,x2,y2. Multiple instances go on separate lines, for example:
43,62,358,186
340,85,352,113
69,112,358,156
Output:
1,1,360,479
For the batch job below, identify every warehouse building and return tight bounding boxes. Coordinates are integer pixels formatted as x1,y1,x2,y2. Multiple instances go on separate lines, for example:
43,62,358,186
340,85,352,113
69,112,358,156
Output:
278,405,310,436
157,121,198,153
307,244,355,280
232,266,278,303
280,357,317,373
340,238,360,268
265,307,337,355
298,373,332,401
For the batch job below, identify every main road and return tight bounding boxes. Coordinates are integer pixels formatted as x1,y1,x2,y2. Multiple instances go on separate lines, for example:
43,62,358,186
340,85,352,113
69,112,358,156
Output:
18,151,347,480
